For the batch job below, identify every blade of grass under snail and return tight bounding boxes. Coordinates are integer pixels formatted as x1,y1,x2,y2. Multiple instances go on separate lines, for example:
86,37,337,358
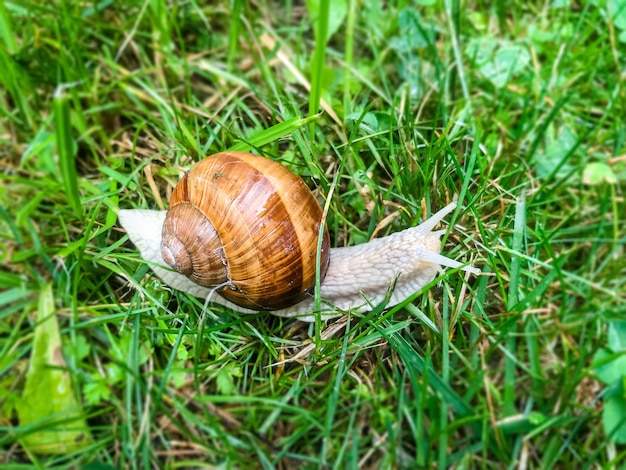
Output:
313,168,339,331
53,86,83,223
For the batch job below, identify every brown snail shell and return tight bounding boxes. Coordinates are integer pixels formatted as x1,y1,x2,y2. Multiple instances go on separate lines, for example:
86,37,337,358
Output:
160,151,331,310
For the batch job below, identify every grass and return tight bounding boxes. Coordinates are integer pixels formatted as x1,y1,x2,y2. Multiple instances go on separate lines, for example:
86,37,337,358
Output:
1,0,625,468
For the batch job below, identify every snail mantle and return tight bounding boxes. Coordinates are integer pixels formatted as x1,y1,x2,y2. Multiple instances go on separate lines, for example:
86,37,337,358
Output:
118,152,479,321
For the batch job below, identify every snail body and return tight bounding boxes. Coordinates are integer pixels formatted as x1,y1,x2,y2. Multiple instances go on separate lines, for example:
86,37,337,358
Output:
118,152,479,321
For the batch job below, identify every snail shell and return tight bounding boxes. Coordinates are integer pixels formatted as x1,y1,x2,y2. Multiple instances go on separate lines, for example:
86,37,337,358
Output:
160,152,331,310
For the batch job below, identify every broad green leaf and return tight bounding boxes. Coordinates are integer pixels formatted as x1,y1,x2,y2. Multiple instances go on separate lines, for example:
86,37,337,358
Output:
389,9,435,52
16,284,91,454
84,379,111,406
215,363,242,395
582,162,618,185
346,111,378,133
63,334,91,362
466,37,498,66
603,393,626,444
608,320,626,352
532,126,577,179
609,0,626,30
170,360,189,388
466,38,530,88
479,44,530,88
306,0,347,42
593,348,626,385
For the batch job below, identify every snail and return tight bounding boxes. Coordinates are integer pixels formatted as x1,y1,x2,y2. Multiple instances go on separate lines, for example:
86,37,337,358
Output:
118,151,479,321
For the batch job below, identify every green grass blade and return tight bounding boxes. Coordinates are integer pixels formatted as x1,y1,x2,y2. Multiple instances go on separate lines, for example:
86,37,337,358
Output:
343,0,356,115
53,87,83,223
504,195,526,416
228,113,321,152
0,0,17,54
308,0,330,136
227,0,243,71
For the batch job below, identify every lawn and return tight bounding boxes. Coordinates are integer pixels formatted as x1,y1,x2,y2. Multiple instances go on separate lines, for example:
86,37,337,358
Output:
1,0,625,468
